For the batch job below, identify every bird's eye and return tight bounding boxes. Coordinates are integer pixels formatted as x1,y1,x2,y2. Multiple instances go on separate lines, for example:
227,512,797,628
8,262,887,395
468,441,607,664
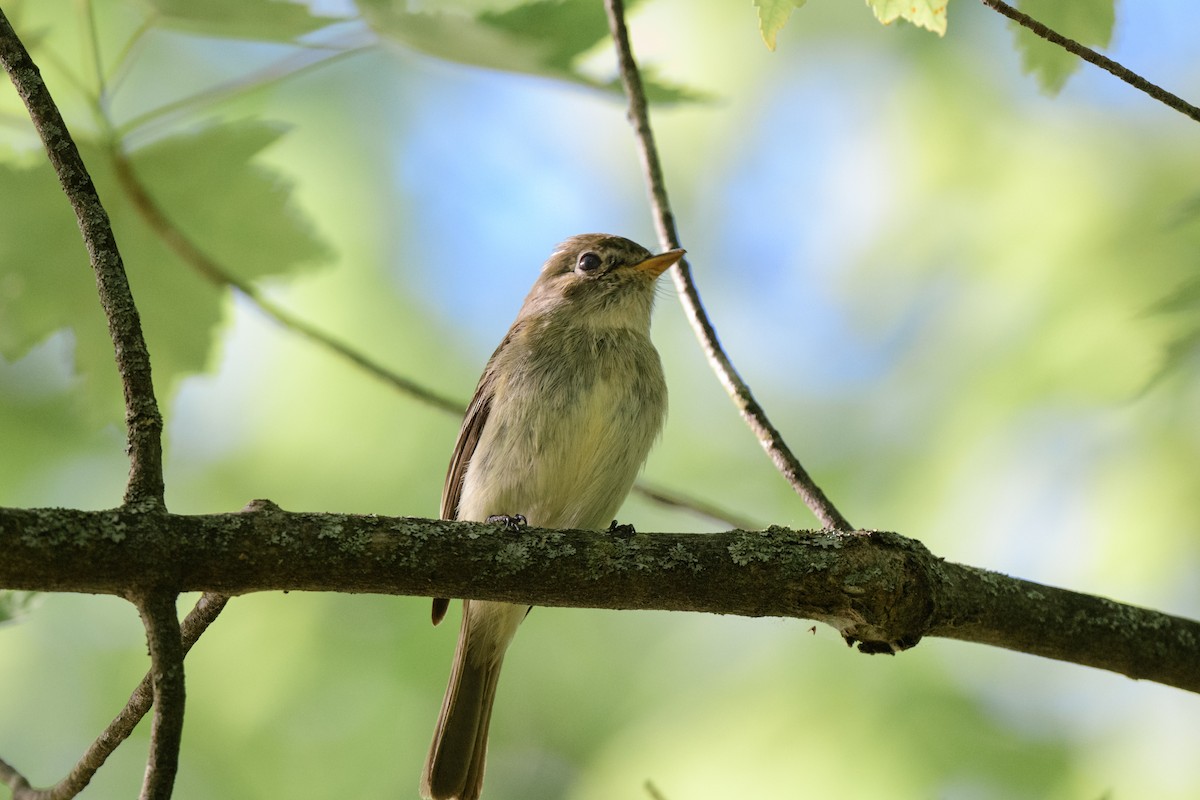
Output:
577,252,602,273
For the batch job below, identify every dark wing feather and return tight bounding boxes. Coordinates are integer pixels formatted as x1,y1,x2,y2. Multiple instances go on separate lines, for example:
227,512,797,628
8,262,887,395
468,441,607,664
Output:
431,358,499,625
441,373,495,521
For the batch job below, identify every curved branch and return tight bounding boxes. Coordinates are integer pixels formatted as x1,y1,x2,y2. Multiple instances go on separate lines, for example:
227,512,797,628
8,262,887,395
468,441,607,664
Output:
603,0,852,531
131,590,185,800
0,9,164,509
1,506,1197,694
108,148,465,415
980,0,1200,123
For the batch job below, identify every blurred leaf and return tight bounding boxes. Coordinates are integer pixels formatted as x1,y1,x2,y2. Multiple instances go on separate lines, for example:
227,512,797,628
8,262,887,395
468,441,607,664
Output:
1139,326,1200,395
144,0,336,41
1166,190,1200,230
1012,0,1115,92
1148,277,1200,317
478,0,613,72
357,0,706,103
0,159,107,370
0,123,332,425
867,0,947,36
1140,276,1200,392
0,591,40,627
754,0,806,51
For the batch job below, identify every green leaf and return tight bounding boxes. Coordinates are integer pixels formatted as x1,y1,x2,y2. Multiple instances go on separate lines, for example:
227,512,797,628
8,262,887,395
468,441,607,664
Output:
0,123,331,425
357,0,706,103
755,0,806,51
867,0,947,36
1012,0,1115,92
144,0,335,41
478,0,613,73
1139,325,1200,395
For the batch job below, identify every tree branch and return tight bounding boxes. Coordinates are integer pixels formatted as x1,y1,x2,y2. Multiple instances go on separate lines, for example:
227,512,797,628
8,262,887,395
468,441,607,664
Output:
603,0,852,531
130,591,185,800
0,8,165,509
980,0,1200,124
0,593,226,799
2,505,1197,694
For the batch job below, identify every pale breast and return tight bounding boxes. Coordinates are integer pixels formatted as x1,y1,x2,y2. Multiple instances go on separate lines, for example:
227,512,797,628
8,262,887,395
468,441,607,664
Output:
458,325,667,531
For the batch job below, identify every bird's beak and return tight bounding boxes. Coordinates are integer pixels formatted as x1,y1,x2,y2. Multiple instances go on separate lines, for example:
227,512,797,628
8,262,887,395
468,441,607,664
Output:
633,248,686,278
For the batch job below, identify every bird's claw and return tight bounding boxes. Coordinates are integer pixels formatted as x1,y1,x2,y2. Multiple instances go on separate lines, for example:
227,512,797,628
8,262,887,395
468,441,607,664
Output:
486,514,528,532
607,519,636,537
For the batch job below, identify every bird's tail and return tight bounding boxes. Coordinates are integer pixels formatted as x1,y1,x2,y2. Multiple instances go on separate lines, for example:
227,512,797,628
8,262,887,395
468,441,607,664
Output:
420,600,525,800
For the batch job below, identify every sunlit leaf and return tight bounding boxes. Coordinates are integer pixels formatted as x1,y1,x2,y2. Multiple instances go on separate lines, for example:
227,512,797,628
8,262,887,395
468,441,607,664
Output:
357,0,705,103
1012,0,1115,92
144,0,336,41
0,123,332,425
867,0,947,36
755,0,806,51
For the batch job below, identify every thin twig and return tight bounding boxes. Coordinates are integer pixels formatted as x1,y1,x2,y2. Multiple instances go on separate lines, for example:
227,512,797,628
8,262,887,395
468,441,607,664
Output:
0,593,225,800
108,147,466,414
132,590,186,800
603,0,852,532
75,593,227,798
980,0,1200,123
632,482,763,531
0,758,32,798
113,35,372,146
0,8,165,509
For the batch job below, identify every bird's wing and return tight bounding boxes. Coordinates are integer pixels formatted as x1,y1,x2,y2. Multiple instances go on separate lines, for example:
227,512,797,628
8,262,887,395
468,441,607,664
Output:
432,339,505,625
441,365,497,521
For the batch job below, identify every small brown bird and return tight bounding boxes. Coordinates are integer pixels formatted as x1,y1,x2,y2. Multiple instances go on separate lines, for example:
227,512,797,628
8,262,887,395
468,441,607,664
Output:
420,234,683,800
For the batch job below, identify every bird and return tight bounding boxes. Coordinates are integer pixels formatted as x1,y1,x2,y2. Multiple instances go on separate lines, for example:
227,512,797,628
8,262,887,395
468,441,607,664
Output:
420,233,684,800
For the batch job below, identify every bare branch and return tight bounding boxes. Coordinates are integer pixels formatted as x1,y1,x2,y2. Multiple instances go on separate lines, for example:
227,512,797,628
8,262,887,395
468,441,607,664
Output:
0,758,33,799
980,0,1200,123
131,590,186,800
603,0,852,531
75,593,226,797
2,506,1198,694
0,591,224,800
631,481,763,531
0,9,164,509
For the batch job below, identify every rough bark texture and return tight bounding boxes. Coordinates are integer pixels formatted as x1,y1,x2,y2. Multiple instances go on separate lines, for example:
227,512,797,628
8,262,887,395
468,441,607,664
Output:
2,504,1197,693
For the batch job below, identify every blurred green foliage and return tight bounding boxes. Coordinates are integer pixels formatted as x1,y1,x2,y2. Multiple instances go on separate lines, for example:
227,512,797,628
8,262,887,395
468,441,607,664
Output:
1014,0,1115,91
1,0,1197,799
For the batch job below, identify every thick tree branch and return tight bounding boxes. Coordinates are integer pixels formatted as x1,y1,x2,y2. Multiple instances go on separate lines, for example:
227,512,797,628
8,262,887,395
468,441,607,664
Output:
603,0,852,531
1,505,1196,694
979,0,1200,123
0,9,164,509
130,591,185,800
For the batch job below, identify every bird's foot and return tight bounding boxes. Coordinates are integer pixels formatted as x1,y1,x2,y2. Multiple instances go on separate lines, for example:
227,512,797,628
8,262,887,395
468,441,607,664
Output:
486,514,528,532
607,519,636,537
